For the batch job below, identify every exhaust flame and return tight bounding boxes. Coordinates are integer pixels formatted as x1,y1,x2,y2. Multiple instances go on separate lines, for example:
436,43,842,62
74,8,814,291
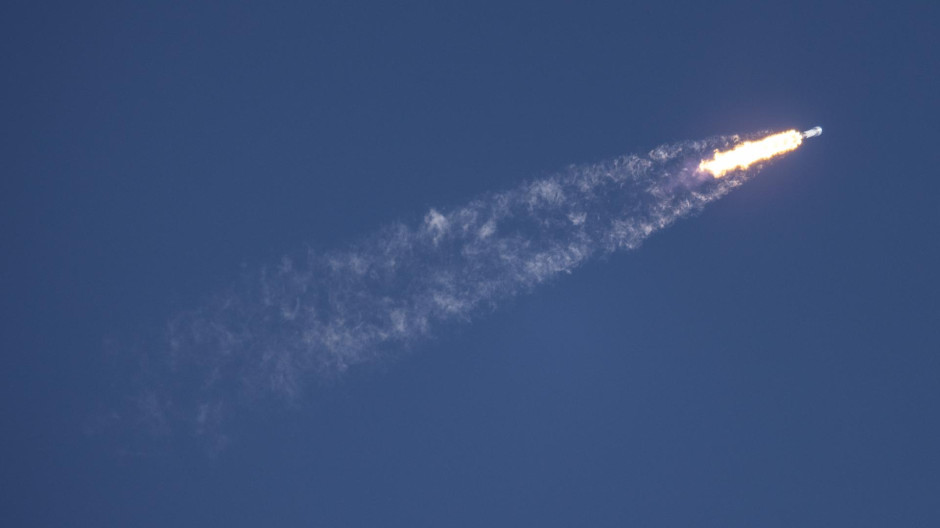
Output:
698,130,804,178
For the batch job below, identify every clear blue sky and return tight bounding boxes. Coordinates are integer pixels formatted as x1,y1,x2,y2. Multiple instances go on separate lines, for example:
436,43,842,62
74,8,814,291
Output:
3,1,938,526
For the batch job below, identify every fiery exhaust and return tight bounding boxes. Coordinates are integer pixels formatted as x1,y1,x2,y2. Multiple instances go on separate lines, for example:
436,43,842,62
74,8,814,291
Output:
698,129,805,178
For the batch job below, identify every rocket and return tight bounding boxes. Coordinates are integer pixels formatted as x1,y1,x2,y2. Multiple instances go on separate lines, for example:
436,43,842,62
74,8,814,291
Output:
699,127,820,177
802,126,823,139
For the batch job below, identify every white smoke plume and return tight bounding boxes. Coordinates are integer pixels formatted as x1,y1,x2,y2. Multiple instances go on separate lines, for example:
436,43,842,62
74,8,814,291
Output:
119,131,770,445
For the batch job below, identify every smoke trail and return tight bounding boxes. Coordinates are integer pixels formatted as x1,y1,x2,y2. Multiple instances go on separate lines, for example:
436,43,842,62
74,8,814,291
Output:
119,131,773,445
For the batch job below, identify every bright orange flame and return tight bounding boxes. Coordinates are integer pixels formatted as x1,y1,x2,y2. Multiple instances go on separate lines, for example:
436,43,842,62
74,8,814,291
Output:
699,130,804,178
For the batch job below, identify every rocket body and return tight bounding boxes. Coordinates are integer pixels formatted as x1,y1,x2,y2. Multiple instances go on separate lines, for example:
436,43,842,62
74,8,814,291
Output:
802,126,823,139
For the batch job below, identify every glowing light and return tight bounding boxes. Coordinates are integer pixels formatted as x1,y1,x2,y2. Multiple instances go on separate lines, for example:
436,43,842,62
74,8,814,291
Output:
699,130,804,178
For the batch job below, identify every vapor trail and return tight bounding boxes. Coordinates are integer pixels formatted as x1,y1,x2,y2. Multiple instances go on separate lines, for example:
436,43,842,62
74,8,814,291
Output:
125,130,793,443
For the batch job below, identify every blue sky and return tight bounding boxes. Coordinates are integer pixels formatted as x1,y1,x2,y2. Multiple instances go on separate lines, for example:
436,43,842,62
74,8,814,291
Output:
2,1,939,526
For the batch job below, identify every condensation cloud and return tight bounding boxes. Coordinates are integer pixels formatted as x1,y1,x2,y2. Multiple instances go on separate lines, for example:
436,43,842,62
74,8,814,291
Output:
118,130,789,445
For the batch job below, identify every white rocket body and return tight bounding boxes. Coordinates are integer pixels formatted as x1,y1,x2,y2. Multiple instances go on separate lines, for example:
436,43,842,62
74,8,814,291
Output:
802,126,823,139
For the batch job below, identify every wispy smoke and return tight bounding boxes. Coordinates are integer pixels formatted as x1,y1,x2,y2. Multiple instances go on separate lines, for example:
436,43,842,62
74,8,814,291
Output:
120,132,763,445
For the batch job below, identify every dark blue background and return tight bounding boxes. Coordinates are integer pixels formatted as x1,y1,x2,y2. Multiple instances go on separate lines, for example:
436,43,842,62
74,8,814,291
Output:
3,1,938,526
